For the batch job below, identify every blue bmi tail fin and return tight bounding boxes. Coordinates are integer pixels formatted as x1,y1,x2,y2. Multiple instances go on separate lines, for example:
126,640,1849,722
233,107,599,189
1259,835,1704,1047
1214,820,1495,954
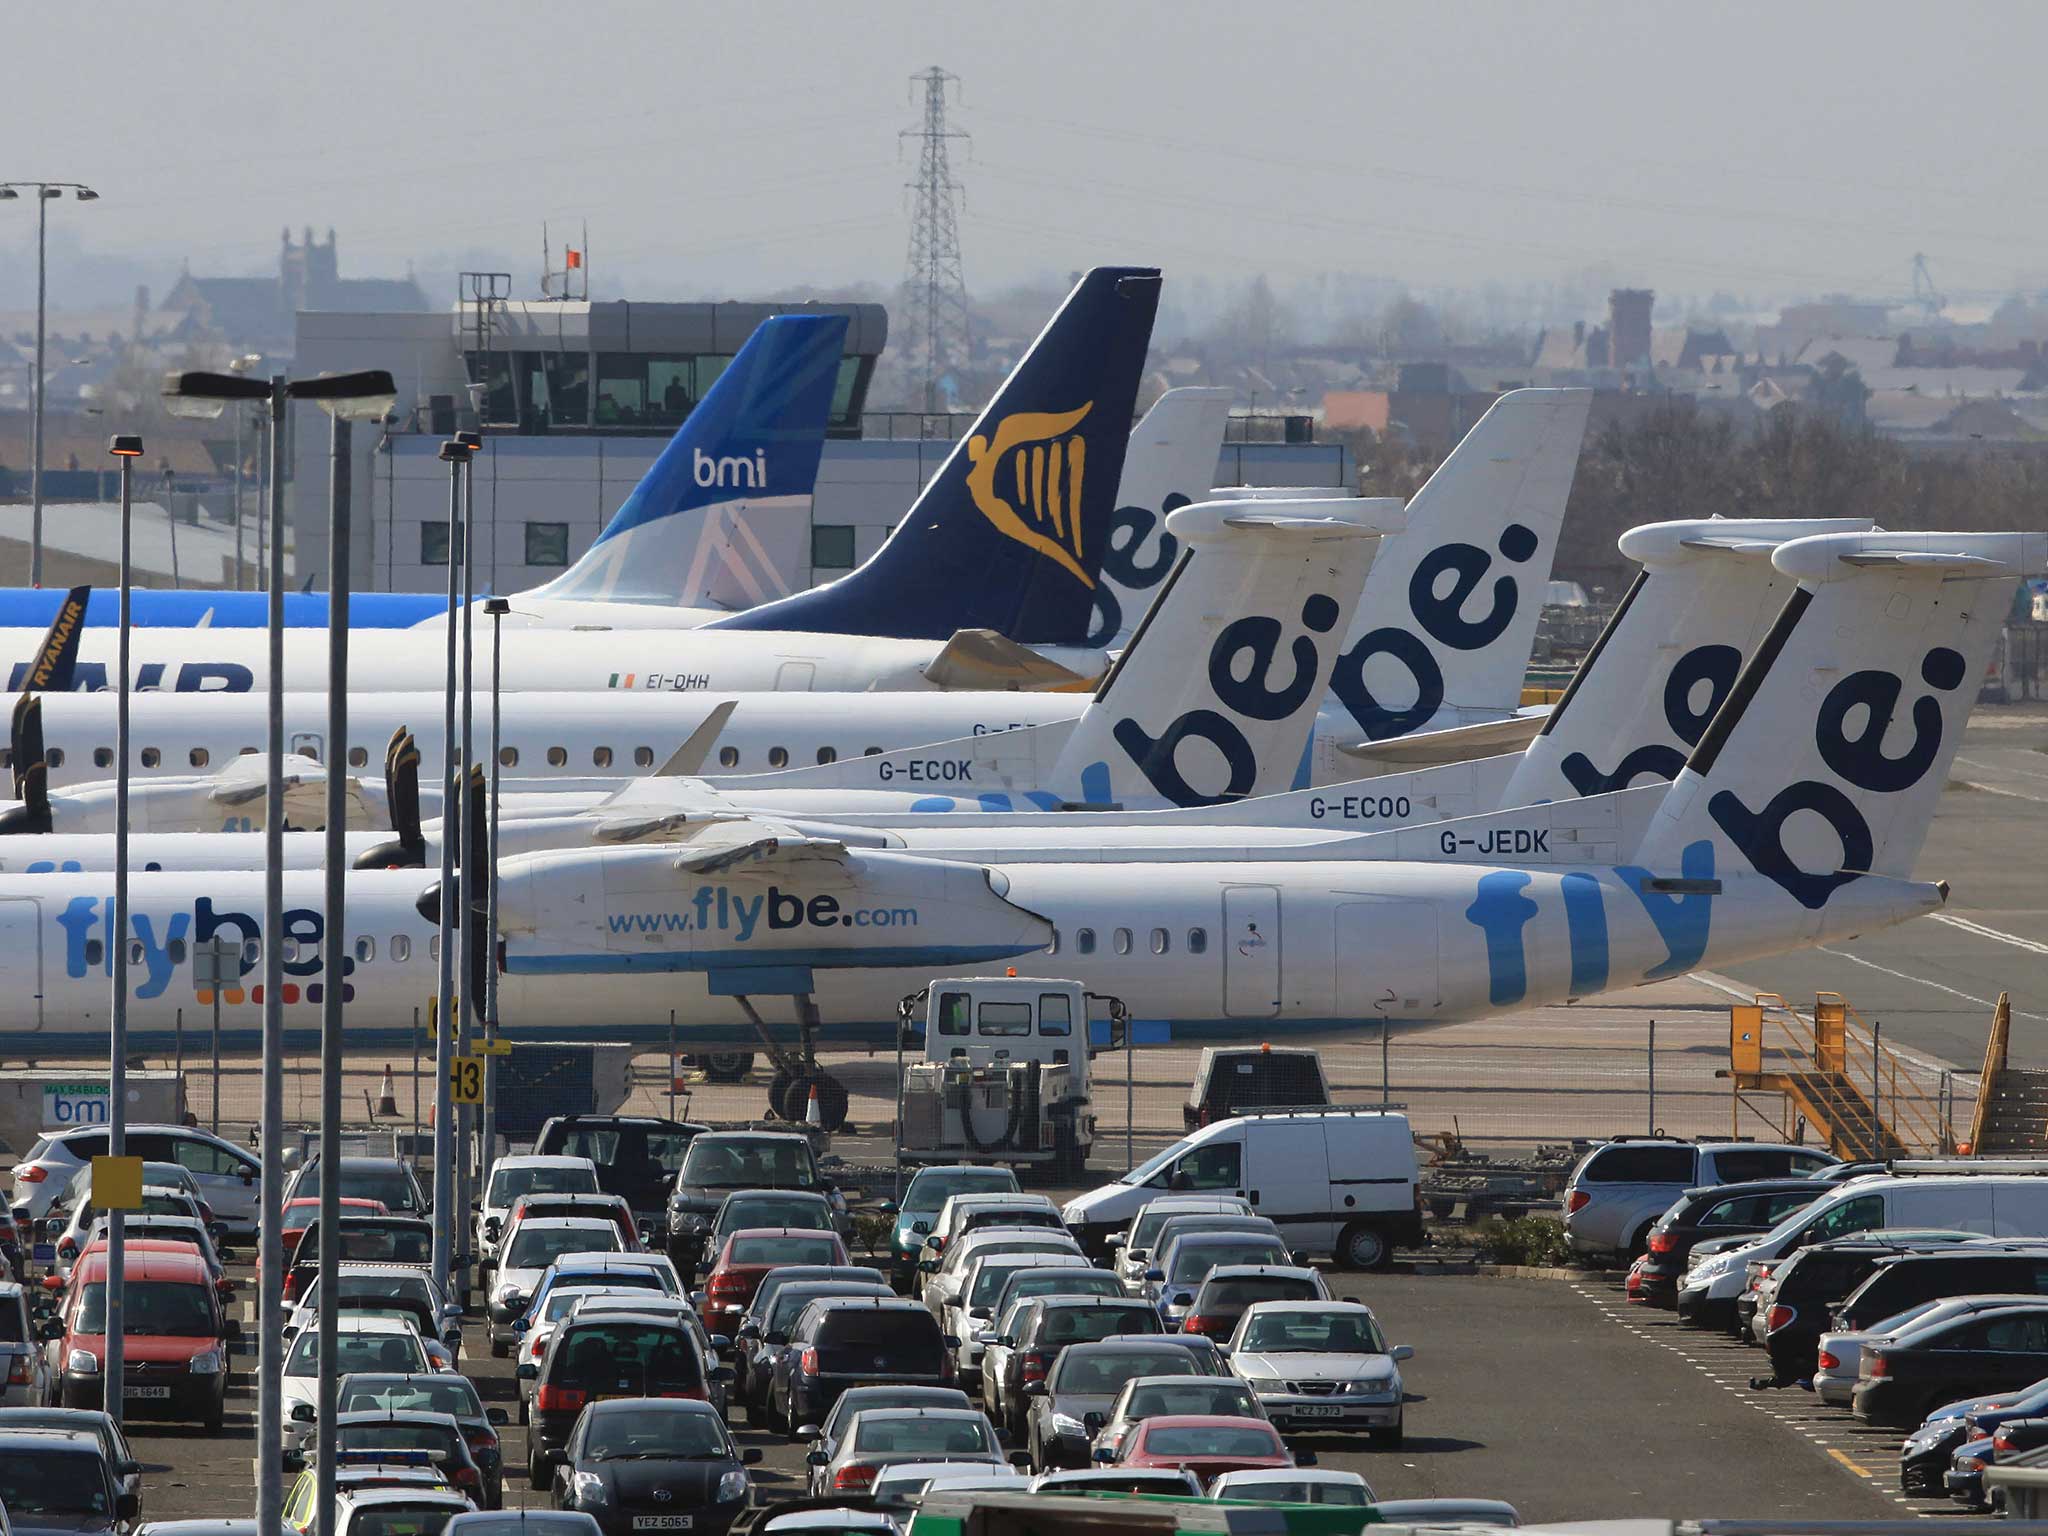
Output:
712,266,1162,644
526,313,846,606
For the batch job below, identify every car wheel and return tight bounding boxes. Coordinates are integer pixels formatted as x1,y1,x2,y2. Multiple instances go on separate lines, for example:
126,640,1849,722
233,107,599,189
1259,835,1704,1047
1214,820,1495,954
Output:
1338,1221,1392,1271
528,1445,550,1490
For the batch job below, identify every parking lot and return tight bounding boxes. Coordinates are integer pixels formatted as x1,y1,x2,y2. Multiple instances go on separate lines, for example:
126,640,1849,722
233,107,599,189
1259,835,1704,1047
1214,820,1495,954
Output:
105,1260,1908,1526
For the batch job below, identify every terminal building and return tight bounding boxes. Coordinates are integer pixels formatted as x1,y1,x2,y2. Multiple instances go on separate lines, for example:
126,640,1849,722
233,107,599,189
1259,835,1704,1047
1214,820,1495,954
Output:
289,296,1353,603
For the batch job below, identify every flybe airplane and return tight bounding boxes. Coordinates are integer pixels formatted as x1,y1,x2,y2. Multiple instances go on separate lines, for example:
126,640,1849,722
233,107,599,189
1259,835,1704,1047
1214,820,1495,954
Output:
0,266,1165,693
0,527,2024,1052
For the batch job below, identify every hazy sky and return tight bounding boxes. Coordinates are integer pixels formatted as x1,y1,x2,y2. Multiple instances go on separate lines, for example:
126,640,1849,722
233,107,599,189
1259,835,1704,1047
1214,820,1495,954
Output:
8,0,2046,312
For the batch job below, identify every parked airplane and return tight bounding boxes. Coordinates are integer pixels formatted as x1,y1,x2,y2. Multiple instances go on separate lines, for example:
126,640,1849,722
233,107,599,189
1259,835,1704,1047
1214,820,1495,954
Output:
0,529,2021,1072
0,266,1163,692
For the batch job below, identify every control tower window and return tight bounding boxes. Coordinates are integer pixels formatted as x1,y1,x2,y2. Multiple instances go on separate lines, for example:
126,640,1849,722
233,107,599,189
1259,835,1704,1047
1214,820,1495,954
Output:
546,353,589,425
525,522,569,567
694,356,733,398
595,354,646,426
647,359,695,428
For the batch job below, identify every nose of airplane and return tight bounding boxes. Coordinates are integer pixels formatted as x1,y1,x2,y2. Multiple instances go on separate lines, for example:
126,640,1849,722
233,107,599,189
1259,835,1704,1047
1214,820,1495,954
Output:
356,837,426,871
0,802,39,836
414,879,445,926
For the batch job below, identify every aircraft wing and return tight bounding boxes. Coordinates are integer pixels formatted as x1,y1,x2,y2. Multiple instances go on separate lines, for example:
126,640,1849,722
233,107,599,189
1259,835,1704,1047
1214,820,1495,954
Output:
670,822,852,875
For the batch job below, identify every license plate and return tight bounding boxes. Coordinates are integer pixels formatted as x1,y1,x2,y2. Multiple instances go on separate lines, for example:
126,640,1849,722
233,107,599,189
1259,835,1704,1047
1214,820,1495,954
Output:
632,1519,691,1530
1292,1404,1343,1417
124,1386,172,1399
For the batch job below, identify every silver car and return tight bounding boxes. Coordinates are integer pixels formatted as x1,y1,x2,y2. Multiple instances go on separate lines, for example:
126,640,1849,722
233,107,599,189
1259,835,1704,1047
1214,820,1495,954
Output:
804,1407,1006,1497
0,1285,53,1406
1560,1139,1835,1258
1226,1300,1410,1446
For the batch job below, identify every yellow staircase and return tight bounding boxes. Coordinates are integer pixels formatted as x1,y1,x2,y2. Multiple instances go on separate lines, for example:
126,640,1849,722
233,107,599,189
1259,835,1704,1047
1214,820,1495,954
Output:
1726,992,1958,1159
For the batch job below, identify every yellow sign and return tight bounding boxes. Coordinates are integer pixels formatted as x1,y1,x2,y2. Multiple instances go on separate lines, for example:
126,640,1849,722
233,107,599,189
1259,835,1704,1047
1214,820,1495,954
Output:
963,404,1096,587
91,1155,145,1211
476,1037,512,1057
1730,1005,1763,1076
449,1055,485,1105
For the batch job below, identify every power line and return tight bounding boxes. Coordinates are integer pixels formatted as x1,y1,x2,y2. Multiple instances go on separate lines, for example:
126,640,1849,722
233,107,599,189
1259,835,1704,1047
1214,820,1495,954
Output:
899,66,971,412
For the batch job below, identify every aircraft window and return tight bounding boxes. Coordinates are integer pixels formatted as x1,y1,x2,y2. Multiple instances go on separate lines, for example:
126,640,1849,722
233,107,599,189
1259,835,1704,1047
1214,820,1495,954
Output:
816,747,837,765
499,747,518,768
1113,928,1133,955
190,748,209,768
634,747,654,768
718,748,740,769
139,748,158,768
167,938,186,965
282,939,300,963
85,940,103,967
546,747,567,767
429,935,440,961
240,746,258,755
128,940,144,965
593,747,613,769
1187,928,1208,955
1151,928,1171,955
768,747,789,768
348,747,369,769
392,936,411,962
864,747,882,757
242,940,260,966
1046,930,1060,955
94,748,112,769
354,937,376,964
1076,928,1097,956
47,748,65,769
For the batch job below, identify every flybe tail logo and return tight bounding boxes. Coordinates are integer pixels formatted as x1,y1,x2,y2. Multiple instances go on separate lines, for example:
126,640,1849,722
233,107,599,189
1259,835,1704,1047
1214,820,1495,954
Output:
57,896,354,1002
693,447,768,490
964,404,1096,587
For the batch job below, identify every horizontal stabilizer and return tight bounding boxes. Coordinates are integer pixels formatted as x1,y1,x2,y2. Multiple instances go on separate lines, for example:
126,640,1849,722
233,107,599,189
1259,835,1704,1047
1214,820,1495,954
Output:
1336,712,1545,769
921,629,1096,692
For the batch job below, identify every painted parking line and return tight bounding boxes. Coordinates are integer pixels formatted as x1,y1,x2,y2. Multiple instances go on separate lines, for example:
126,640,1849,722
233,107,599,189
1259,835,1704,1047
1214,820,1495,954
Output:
1830,1448,1874,1477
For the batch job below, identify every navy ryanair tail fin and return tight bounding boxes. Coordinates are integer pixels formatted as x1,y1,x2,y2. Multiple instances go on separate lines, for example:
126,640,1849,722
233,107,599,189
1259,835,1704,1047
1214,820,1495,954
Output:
527,314,846,607
712,266,1163,644
17,585,89,693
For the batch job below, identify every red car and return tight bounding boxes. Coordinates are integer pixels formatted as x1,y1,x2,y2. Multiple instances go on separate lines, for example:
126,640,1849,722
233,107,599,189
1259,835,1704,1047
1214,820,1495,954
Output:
57,1245,238,1429
698,1226,849,1329
1111,1415,1304,1487
258,1196,389,1288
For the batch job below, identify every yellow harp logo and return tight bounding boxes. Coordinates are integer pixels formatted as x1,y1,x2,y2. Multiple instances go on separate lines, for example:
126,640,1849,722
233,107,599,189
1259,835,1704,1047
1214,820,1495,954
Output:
963,403,1096,588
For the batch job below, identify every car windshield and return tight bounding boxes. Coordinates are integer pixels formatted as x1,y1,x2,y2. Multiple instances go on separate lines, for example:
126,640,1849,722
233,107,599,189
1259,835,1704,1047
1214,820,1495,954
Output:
1143,1424,1280,1457
350,1503,461,1536
1871,1301,1943,1336
1120,1139,1194,1188
491,1165,599,1205
1222,1480,1366,1505
730,1234,841,1266
822,1390,967,1439
299,1164,421,1212
508,1226,620,1269
550,1270,664,1302
585,1409,728,1460
680,1139,815,1191
1203,1278,1319,1310
540,1290,612,1325
770,1287,886,1333
77,1279,215,1336
1052,1351,1192,1395
304,1276,433,1313
289,1331,424,1378
339,1423,461,1456
0,1450,111,1515
1240,1312,1385,1354
852,1416,991,1455
552,1324,703,1395
1129,1382,1260,1418
1169,1243,1286,1282
445,1521,592,1536
998,1271,1119,1310
1037,1305,1154,1346
341,1380,483,1417
962,1208,1060,1232
905,1170,1016,1213
722,1198,828,1231
301,1223,435,1267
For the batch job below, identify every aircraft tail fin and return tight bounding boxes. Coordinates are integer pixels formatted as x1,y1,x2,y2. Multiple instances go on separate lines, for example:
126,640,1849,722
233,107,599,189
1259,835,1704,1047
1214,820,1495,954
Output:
1635,529,2044,899
1328,388,1591,741
712,267,1162,644
1089,386,1235,647
1503,516,1873,806
18,585,89,694
1052,496,1400,807
528,313,846,607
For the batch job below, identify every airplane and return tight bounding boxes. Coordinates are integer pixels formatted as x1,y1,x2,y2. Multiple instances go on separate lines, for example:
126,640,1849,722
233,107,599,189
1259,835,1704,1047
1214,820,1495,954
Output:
0,529,2024,1090
0,266,1165,693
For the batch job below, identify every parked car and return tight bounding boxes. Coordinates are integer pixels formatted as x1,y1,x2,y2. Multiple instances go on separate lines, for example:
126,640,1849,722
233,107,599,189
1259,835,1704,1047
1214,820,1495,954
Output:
284,1216,436,1304
1821,1297,2048,1408
526,1310,726,1488
286,1265,463,1361
0,1408,140,1517
865,1463,1025,1508
1103,1415,1302,1486
0,1282,55,1407
949,1256,1106,1391
511,1256,685,1366
1184,1048,1328,1130
1141,1216,1284,1299
665,1131,841,1281
1562,1138,1836,1260
885,1168,1021,1291
917,1196,1066,1280
489,1219,625,1352
443,1514,599,1536
1030,1467,1201,1495
1753,1236,1996,1384
329,1485,472,1536
1108,1197,1254,1291
281,1318,434,1437
1149,1233,1296,1326
320,1409,492,1508
501,1197,638,1256
803,1407,1005,1497
1065,1111,1421,1270
989,1296,1164,1444
332,1371,510,1508
534,1115,708,1231
288,1467,459,1535
737,1279,893,1423
549,1397,759,1536
697,1228,850,1332
1226,1300,1410,1445
1634,1180,1827,1307
919,1229,1083,1324
281,1155,428,1219
1836,1246,2048,1339
56,1247,235,1429
1087,1374,1267,1462
1856,1304,2048,1426
1178,1265,1330,1341
1210,1468,1375,1504
793,1386,972,1476
771,1297,952,1438
12,1125,260,1234
477,1157,601,1276
1023,1336,1228,1472
0,1426,139,1535
707,1191,838,1255
52,1188,218,1278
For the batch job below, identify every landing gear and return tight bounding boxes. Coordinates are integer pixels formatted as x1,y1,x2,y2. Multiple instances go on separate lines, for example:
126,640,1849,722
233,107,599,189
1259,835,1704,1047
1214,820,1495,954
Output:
694,1050,756,1084
731,994,849,1132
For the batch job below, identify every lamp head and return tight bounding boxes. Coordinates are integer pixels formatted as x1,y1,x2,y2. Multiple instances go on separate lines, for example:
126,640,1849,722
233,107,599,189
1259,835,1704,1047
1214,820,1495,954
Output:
296,369,399,422
438,441,472,464
0,188,17,201
107,435,143,458
483,597,510,617
454,430,483,451
71,188,98,202
161,370,269,421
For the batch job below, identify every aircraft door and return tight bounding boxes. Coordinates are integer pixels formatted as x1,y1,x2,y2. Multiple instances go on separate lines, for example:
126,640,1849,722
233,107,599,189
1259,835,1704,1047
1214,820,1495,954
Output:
0,899,43,1033
775,662,816,692
1222,886,1281,1017
289,732,323,762
1335,898,1440,1018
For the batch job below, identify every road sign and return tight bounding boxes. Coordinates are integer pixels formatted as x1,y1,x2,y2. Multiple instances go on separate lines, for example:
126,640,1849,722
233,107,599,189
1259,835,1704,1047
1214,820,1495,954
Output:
91,1155,145,1211
475,1037,511,1057
449,1055,485,1105
192,936,240,991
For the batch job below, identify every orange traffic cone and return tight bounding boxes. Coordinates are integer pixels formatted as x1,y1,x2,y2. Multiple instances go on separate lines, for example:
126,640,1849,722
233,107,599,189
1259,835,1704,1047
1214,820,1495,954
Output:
805,1082,822,1129
374,1065,399,1119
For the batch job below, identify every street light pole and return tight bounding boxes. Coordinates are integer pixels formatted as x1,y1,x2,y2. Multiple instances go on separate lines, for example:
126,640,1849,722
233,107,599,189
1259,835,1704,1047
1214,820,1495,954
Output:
1,182,98,589
430,441,469,1297
455,430,480,1261
105,433,142,1422
482,597,508,1183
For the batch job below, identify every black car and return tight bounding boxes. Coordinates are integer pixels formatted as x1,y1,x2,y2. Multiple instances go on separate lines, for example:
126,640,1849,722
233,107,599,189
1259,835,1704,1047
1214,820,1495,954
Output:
535,1115,709,1229
665,1131,842,1281
989,1295,1164,1441
0,1427,137,1536
736,1277,893,1423
1902,1413,1974,1497
1857,1305,2048,1427
281,1155,429,1217
771,1297,951,1437
284,1215,436,1303
0,1408,142,1518
1836,1248,2048,1338
1755,1236,1969,1386
333,1373,511,1509
1184,1048,1328,1130
1635,1180,1825,1308
551,1397,760,1536
528,1310,729,1487
314,1410,493,1509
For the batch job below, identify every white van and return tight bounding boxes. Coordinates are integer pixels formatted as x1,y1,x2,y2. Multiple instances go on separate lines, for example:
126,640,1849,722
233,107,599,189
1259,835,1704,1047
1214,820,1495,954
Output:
1061,1110,1420,1269
1679,1175,2048,1316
